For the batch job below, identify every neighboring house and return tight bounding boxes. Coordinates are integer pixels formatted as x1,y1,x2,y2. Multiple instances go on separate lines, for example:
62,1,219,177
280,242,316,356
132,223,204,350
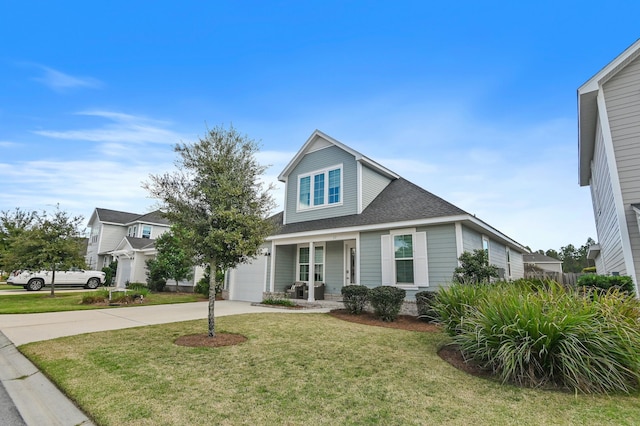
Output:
523,253,563,273
86,208,171,287
578,39,640,294
226,130,529,302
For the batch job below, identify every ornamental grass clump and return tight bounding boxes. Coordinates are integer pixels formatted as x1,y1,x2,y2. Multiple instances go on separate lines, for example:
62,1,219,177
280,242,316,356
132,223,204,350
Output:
341,285,370,314
368,286,406,322
453,281,640,394
431,282,494,336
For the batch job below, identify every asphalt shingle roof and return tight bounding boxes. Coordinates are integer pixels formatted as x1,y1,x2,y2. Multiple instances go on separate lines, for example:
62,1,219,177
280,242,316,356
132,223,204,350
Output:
125,236,155,250
273,178,468,235
95,208,170,226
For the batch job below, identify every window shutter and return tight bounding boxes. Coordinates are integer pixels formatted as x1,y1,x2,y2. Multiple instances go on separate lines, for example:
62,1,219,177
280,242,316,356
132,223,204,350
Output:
381,234,393,285
414,232,428,286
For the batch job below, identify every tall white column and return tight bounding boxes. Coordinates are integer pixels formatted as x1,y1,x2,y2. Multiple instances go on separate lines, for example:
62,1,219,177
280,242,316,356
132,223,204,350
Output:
308,242,315,302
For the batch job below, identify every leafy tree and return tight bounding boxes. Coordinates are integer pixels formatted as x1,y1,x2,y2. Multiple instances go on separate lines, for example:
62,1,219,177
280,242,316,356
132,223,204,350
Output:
534,238,596,273
0,208,38,273
453,249,499,284
4,207,86,296
146,227,193,291
145,125,275,337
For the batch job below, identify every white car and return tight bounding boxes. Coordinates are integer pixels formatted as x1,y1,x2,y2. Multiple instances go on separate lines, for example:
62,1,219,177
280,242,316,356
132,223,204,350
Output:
7,269,106,291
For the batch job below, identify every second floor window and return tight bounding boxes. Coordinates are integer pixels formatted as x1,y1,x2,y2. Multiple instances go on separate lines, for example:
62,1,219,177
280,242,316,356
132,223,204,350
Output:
142,225,152,239
298,165,342,210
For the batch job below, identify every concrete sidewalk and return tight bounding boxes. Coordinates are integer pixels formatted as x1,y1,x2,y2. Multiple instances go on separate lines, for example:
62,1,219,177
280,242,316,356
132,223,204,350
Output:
0,300,337,425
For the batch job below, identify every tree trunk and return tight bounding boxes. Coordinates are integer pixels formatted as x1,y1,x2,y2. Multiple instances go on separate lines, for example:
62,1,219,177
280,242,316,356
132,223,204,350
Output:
50,267,56,297
208,258,216,338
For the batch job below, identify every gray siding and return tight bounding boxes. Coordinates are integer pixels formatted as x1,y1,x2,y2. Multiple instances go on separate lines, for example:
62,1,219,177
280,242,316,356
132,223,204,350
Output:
510,251,524,279
590,116,626,275
274,245,295,292
285,146,358,224
603,56,640,280
99,224,127,254
360,230,385,287
489,239,507,276
361,165,391,211
418,224,457,289
462,226,482,253
325,241,343,295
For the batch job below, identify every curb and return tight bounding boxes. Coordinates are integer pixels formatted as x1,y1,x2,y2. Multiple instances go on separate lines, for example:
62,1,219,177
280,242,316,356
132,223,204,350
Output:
0,331,94,426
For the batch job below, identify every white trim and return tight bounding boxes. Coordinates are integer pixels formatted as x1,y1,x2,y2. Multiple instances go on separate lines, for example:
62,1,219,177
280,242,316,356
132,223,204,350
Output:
455,222,464,259
597,90,639,293
278,130,398,182
357,162,363,214
282,177,288,225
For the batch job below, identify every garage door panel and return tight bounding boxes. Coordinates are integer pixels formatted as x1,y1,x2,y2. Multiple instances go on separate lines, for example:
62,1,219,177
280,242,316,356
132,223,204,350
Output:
229,256,266,302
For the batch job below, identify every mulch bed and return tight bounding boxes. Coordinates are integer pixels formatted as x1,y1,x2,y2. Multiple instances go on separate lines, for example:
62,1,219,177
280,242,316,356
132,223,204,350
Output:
327,309,440,332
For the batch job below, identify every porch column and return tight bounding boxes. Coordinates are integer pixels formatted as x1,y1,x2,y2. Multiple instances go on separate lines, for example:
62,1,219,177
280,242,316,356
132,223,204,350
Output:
308,242,315,302
269,242,276,293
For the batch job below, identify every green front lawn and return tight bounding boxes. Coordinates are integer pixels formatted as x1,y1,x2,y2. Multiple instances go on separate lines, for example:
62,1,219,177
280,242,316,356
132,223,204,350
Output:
0,291,206,314
21,313,640,426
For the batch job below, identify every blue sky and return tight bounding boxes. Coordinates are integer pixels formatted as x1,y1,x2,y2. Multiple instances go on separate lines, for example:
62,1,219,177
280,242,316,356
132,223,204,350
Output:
1,1,639,251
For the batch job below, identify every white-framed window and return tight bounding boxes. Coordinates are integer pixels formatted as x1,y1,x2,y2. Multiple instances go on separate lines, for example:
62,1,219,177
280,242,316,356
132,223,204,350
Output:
482,236,490,259
297,245,325,282
127,225,138,237
394,234,414,284
506,247,512,279
142,225,152,239
297,165,343,211
381,229,428,288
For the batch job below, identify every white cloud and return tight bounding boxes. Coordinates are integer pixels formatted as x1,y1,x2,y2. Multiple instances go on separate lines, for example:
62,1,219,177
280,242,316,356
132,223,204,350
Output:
0,140,17,148
33,66,102,92
33,110,187,145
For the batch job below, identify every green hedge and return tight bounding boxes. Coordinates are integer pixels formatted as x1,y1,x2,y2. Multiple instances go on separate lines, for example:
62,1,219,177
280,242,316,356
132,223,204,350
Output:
577,274,634,294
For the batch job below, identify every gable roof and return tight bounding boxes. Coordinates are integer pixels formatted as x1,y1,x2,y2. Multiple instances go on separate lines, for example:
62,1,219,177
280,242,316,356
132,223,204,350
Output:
523,253,562,264
578,39,640,185
278,130,399,182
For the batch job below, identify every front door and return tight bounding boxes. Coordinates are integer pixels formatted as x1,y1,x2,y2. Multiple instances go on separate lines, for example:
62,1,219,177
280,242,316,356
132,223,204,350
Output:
344,241,357,286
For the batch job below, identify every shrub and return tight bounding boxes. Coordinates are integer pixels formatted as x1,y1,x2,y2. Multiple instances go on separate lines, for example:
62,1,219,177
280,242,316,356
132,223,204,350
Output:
341,285,370,314
415,290,438,322
262,298,296,307
81,292,107,304
582,266,597,273
368,286,406,322
146,261,167,292
127,282,148,291
101,261,117,286
453,282,640,394
577,274,634,294
194,276,209,296
453,249,499,284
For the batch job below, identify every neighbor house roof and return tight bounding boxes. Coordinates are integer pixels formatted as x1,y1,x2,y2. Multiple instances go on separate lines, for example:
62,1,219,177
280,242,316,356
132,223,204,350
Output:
523,253,562,264
90,208,170,227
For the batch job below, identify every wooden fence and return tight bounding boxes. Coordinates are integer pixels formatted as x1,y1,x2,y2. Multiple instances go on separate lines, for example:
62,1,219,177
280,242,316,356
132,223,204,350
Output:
523,271,584,286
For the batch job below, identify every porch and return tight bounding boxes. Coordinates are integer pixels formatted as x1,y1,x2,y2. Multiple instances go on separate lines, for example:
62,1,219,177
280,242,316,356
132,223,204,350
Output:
267,235,359,303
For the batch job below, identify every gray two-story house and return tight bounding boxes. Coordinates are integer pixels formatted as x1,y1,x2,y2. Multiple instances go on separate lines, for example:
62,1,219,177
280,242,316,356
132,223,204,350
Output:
578,39,640,295
226,130,528,302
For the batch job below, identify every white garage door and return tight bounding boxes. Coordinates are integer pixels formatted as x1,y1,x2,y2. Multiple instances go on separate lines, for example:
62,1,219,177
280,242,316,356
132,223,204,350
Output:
228,255,267,302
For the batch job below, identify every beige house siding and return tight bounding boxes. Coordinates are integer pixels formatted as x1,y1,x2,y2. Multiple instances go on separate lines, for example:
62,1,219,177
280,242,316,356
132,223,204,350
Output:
603,55,640,280
591,116,626,275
